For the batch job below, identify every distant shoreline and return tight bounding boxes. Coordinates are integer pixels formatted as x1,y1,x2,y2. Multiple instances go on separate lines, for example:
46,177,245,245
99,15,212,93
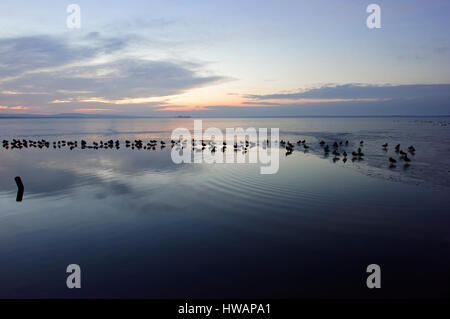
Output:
0,114,449,119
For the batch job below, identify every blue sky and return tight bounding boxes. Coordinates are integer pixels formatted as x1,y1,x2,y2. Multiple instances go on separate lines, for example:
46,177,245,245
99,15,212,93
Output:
0,0,449,116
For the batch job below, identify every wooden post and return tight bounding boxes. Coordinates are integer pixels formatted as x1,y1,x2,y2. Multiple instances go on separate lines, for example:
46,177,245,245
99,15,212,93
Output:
15,176,24,202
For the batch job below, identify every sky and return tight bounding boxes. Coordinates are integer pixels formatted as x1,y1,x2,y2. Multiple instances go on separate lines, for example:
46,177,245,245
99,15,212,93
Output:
0,0,449,116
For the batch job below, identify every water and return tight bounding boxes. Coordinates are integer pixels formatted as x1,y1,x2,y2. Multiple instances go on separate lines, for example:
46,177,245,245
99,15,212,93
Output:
0,117,449,298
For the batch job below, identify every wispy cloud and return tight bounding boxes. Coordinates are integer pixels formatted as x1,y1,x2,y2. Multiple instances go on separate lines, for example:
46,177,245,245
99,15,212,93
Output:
0,33,228,114
0,105,30,110
245,84,450,101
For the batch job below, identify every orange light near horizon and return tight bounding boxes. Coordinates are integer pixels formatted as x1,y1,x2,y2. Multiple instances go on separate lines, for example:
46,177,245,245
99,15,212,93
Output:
51,99,73,103
1,90,21,95
0,105,30,110
77,96,170,105
155,105,211,112
72,108,115,113
155,98,387,111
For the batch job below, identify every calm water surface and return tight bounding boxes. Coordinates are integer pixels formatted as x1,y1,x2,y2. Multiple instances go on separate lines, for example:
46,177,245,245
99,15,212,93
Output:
0,117,449,298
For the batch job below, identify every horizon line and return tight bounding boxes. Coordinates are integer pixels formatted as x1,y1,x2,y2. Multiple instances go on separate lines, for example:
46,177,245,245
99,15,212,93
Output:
0,114,449,119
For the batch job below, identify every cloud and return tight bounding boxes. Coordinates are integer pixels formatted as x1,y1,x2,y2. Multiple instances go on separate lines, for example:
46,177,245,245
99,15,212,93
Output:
245,84,450,100
0,33,228,114
5,59,225,99
0,105,30,110
0,34,128,78
180,83,450,116
1,31,449,116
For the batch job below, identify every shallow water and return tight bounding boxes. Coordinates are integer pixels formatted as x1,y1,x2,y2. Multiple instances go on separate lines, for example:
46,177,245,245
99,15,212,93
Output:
0,117,449,298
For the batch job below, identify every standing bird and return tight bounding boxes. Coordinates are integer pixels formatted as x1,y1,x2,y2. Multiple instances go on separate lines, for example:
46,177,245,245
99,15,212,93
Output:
389,157,397,168
357,148,364,156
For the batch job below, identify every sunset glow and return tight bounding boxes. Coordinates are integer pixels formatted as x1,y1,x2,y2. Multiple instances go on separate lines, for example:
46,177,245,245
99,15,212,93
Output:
0,1,449,116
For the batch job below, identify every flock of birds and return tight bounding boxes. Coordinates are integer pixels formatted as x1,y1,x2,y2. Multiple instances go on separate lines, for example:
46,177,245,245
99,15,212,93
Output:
281,139,416,169
387,143,416,168
2,138,416,169
1,138,256,152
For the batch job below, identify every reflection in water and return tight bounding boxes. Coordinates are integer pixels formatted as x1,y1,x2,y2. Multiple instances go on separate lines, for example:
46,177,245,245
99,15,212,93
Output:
0,118,449,298
1,117,449,187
